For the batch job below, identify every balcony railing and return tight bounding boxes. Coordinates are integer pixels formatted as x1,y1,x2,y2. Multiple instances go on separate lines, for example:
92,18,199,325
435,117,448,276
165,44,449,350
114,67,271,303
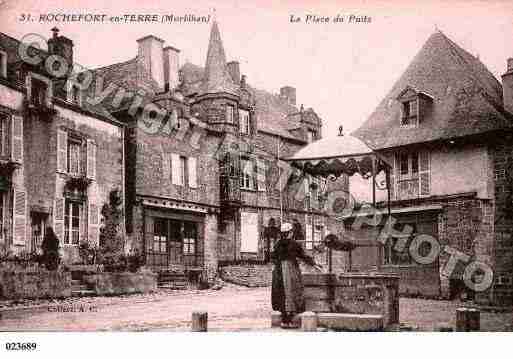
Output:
220,175,241,207
397,178,419,200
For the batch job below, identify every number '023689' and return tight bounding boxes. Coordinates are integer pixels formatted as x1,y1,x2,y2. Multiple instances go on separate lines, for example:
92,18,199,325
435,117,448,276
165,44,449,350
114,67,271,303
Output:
5,342,37,351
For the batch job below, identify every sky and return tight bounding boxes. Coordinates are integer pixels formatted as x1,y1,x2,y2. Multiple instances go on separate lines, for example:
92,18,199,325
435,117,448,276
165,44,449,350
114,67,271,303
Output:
1,0,513,137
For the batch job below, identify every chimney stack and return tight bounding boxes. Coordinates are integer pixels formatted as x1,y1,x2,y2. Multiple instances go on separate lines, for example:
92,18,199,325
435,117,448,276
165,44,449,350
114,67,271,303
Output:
502,58,513,114
47,27,74,76
227,61,240,85
164,45,180,91
137,35,165,92
280,86,296,105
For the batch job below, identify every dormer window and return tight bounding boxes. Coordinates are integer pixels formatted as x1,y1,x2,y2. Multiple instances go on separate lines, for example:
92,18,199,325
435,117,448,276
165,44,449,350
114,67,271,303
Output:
307,129,317,143
239,109,250,135
0,50,7,78
27,73,52,108
67,84,82,106
401,99,418,127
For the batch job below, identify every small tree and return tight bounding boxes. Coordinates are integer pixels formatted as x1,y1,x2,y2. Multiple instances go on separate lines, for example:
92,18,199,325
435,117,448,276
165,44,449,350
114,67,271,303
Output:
99,189,125,271
41,227,60,270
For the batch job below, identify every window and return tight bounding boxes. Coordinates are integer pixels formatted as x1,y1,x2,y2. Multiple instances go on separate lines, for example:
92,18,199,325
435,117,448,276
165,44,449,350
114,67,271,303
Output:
64,200,81,245
225,105,234,123
307,129,316,143
180,156,188,186
31,213,47,252
0,113,7,156
0,50,6,78
183,222,197,255
239,109,250,135
0,192,4,243
240,158,254,190
68,85,82,106
30,77,50,107
394,151,429,200
67,138,82,175
153,218,168,253
384,223,416,265
401,99,418,126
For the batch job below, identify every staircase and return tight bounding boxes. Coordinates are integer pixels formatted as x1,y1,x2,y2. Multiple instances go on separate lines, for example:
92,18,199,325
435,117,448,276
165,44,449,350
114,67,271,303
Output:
158,270,189,290
70,278,96,297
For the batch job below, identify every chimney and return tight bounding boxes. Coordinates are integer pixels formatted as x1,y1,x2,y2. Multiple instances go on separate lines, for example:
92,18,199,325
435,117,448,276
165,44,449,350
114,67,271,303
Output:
137,35,165,92
502,58,513,114
163,45,180,91
280,86,296,105
47,27,74,76
227,61,240,85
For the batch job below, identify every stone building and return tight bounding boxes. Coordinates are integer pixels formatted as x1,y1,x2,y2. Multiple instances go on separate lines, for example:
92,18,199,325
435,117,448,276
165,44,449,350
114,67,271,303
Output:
90,21,332,281
0,30,125,263
353,30,513,306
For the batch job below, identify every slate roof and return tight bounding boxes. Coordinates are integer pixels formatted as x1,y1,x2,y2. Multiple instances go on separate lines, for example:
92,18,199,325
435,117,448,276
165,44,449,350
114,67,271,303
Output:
353,30,513,150
0,32,118,123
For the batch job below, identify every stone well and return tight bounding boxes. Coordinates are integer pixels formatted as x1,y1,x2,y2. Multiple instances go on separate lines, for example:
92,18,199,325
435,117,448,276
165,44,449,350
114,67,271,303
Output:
303,272,399,327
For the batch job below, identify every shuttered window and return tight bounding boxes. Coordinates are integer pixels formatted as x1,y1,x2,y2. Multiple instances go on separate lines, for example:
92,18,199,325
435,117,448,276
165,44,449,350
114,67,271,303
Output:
11,115,23,163
188,157,197,188
88,203,100,243
64,200,81,245
54,197,65,241
394,151,430,200
256,158,266,191
13,189,27,245
68,139,81,175
419,151,430,196
171,153,182,185
56,129,68,173
86,140,96,180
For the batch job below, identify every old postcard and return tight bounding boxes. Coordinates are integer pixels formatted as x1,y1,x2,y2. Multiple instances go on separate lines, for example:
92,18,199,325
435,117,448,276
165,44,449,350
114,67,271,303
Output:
0,0,512,356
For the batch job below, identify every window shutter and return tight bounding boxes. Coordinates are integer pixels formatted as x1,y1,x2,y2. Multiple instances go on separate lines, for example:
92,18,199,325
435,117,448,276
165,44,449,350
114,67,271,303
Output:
189,156,197,188
162,153,171,180
54,197,65,242
57,129,68,173
171,153,181,185
419,151,430,196
12,189,27,245
86,139,97,180
11,115,23,163
88,202,100,244
256,158,266,191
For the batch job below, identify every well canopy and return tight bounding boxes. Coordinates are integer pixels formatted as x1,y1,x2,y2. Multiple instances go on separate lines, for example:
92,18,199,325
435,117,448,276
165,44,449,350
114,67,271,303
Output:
284,135,390,179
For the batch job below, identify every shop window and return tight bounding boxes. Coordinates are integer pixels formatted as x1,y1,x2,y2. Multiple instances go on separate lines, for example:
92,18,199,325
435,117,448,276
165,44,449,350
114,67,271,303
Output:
153,218,168,253
183,222,197,255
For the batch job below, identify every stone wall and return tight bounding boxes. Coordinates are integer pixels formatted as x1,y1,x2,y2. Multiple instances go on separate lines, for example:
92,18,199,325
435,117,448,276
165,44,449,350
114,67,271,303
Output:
82,272,157,295
219,263,273,287
0,270,72,299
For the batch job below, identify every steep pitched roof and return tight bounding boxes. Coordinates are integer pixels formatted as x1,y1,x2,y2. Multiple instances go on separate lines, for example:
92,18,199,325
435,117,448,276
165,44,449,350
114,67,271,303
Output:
179,62,304,140
353,31,513,150
199,21,238,96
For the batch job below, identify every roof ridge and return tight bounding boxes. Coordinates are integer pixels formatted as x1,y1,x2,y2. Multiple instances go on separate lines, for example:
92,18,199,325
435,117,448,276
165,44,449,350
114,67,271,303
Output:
92,57,137,72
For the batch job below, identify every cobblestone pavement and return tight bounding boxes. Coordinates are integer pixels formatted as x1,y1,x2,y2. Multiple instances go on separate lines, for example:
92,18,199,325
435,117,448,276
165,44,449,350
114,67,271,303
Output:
0,285,512,331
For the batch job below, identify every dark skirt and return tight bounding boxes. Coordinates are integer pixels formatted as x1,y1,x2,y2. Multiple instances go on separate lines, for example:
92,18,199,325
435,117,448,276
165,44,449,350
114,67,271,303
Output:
271,259,305,313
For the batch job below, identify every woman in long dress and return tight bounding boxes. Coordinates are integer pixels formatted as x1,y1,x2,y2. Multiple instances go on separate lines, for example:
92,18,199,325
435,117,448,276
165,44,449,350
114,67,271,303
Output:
271,222,318,328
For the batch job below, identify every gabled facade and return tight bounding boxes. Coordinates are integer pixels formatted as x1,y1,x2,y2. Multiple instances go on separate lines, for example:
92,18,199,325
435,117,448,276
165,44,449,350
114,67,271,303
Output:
354,31,513,306
0,30,125,263
90,22,330,281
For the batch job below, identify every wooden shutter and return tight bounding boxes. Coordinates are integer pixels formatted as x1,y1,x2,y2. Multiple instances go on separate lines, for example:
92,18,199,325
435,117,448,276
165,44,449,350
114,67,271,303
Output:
171,153,181,185
419,151,430,196
88,202,100,243
11,115,23,163
12,189,27,245
54,197,65,243
162,153,171,180
57,129,68,173
189,157,198,188
86,139,97,180
257,158,266,191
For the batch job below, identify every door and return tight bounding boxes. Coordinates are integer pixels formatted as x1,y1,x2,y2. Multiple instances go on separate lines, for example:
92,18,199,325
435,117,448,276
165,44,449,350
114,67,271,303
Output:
168,219,183,265
31,212,47,253
241,211,259,253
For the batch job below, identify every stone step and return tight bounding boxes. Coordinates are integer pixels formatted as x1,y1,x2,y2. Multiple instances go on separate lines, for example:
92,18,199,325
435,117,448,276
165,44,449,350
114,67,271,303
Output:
317,313,384,331
71,290,96,297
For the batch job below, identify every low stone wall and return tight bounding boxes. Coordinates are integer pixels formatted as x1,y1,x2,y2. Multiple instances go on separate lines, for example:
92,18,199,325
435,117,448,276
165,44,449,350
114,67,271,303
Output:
219,264,273,287
303,272,400,327
83,272,157,295
380,264,441,298
0,270,72,299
